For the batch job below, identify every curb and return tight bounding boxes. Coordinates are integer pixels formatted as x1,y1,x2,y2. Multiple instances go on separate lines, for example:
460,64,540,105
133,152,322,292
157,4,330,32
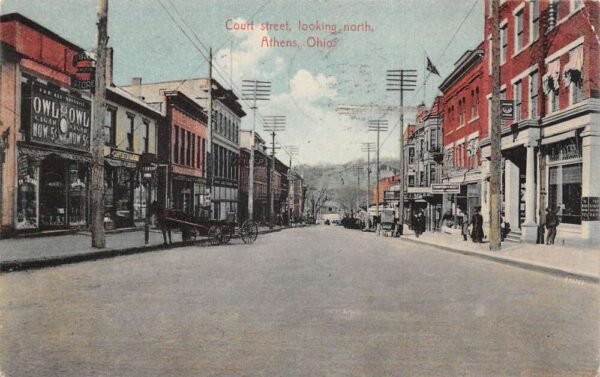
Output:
398,236,599,284
0,226,292,273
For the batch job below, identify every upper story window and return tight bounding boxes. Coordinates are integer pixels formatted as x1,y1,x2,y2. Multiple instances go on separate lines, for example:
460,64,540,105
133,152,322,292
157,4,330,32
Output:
544,59,560,113
515,9,524,52
529,70,539,118
142,120,149,153
173,126,180,163
529,0,539,42
500,23,508,64
126,114,134,152
104,108,116,147
565,45,584,105
570,0,583,14
514,80,522,122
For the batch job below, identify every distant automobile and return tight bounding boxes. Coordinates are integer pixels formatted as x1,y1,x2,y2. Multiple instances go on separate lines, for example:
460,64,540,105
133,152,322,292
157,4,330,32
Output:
324,219,331,225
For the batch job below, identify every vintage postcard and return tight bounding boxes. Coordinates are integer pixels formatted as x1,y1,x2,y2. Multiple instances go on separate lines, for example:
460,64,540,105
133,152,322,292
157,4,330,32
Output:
0,0,598,376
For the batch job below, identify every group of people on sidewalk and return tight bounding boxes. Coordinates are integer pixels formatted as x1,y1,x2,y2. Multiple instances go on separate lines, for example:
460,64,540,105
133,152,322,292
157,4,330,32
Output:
444,206,561,245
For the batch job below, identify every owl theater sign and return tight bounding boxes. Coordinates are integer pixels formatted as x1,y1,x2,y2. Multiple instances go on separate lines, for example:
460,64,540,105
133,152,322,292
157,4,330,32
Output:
30,82,91,152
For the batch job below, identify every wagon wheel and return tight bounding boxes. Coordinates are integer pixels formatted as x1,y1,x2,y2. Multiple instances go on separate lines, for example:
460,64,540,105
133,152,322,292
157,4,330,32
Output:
208,225,223,246
240,220,258,244
221,225,233,244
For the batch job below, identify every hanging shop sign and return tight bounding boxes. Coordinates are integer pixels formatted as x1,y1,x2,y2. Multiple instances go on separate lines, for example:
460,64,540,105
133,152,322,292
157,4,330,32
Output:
30,83,91,152
71,51,95,90
582,197,600,222
384,190,400,201
110,149,140,162
500,100,514,120
431,184,460,194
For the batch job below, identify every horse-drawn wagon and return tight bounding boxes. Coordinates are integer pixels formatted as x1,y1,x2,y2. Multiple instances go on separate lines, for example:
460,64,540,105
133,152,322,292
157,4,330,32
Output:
150,202,258,246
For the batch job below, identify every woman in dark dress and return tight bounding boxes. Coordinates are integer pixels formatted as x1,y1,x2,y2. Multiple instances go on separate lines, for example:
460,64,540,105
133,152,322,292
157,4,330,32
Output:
470,207,484,243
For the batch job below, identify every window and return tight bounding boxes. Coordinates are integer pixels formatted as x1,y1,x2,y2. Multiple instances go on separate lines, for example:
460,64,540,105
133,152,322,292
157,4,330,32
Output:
173,126,180,163
548,163,582,225
429,165,436,184
549,0,559,28
219,113,223,135
571,0,583,13
191,134,196,168
529,70,538,118
180,128,185,165
475,87,480,117
142,120,149,153
408,147,415,164
568,47,584,105
515,9,524,52
126,115,135,151
186,131,192,166
500,23,508,63
514,80,522,122
549,86,559,113
196,136,202,168
530,0,539,42
104,108,116,146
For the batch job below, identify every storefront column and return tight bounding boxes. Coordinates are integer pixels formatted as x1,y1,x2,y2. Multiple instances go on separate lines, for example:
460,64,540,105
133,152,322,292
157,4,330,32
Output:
581,126,600,245
504,159,520,233
521,143,538,243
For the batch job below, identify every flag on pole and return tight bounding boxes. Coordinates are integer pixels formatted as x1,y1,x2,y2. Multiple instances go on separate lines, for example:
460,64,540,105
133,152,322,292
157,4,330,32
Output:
426,56,440,76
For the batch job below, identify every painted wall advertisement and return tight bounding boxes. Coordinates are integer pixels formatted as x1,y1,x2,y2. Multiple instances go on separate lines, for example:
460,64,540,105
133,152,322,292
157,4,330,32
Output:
29,82,91,152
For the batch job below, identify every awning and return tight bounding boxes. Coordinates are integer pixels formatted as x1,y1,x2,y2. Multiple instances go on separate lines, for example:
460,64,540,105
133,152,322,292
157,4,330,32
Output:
563,45,583,87
18,143,91,163
543,60,560,94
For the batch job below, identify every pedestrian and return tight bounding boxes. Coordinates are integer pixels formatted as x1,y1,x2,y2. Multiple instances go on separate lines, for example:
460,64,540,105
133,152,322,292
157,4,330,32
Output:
537,207,546,244
456,209,468,241
470,206,484,243
500,212,511,241
418,209,427,235
412,209,423,238
545,207,560,245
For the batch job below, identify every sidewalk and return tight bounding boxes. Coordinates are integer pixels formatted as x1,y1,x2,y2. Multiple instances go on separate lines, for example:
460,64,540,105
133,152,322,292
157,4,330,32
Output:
397,226,599,283
0,224,291,272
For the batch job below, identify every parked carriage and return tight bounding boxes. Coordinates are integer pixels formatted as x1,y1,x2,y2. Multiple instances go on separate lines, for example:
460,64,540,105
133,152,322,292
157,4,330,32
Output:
150,202,258,246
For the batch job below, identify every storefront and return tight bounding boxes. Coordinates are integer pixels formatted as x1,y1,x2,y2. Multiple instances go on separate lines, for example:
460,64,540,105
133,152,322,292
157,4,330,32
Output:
16,79,91,232
545,136,582,225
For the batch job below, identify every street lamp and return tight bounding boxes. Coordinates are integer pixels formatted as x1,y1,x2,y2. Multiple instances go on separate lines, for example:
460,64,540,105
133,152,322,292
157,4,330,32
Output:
139,153,157,246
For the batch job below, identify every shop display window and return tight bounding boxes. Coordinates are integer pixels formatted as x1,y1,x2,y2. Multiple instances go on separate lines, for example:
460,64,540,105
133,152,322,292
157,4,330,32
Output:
16,156,38,230
549,163,582,225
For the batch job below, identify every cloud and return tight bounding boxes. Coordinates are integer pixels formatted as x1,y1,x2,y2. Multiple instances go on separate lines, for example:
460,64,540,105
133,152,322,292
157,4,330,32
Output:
289,69,337,101
214,18,284,84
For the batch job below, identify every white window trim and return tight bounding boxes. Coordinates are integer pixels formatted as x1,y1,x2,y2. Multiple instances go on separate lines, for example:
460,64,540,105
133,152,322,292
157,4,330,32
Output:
514,9,524,55
545,37,584,63
512,1,525,15
528,69,539,119
511,64,538,85
500,20,509,65
529,0,540,43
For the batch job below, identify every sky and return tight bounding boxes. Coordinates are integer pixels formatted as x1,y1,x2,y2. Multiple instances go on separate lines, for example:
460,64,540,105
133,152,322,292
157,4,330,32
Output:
0,0,484,165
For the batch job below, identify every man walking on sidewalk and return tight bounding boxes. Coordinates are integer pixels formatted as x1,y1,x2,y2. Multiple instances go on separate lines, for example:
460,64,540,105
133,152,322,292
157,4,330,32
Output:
537,207,546,244
470,207,484,243
545,207,560,245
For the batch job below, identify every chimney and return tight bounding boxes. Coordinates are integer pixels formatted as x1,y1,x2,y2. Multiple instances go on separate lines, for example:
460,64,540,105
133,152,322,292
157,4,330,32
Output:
131,77,142,98
105,47,114,86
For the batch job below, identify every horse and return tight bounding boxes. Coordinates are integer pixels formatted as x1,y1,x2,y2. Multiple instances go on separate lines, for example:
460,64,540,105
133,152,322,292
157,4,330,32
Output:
149,201,173,245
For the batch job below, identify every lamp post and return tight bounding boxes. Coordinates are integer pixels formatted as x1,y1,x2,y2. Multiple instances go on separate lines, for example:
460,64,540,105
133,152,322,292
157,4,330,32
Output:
139,153,157,246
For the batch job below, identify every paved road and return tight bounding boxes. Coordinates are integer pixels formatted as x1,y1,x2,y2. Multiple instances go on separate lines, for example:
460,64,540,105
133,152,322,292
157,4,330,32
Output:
0,226,597,377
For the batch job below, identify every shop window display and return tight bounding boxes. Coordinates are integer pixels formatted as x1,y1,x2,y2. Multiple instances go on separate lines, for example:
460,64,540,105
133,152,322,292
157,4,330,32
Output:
16,156,39,230
549,163,582,225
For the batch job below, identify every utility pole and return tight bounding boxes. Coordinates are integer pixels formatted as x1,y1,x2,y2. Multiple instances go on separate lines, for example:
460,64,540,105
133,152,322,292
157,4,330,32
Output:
207,48,214,219
361,142,375,217
387,69,416,235
489,0,502,250
241,80,271,221
354,165,363,211
286,145,299,222
368,120,388,220
91,0,108,248
263,115,286,227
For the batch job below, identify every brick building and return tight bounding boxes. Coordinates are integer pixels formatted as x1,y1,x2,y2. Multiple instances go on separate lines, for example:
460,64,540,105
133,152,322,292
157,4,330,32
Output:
439,45,486,223
478,0,600,245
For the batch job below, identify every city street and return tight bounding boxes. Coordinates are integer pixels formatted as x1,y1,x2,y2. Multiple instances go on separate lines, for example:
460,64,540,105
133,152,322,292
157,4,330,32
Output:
0,226,597,377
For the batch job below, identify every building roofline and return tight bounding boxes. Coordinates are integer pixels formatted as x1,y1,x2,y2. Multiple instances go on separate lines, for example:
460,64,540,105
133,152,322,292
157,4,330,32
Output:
439,44,484,92
1,13,84,53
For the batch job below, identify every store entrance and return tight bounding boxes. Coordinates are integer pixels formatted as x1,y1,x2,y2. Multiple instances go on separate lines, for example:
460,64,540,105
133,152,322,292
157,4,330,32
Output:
40,156,67,229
